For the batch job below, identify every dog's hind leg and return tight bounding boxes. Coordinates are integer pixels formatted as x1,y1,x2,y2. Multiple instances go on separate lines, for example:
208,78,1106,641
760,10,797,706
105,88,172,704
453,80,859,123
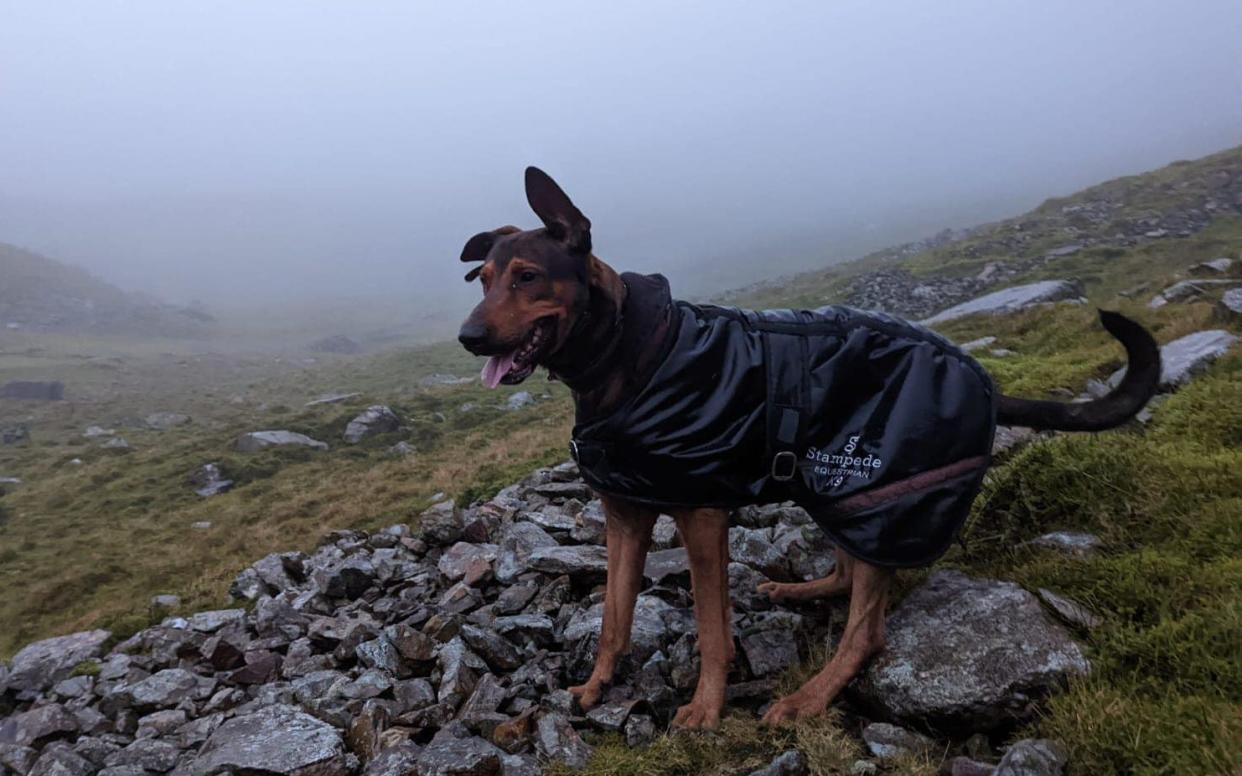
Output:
761,556,893,724
568,495,657,710
671,507,734,730
757,546,855,602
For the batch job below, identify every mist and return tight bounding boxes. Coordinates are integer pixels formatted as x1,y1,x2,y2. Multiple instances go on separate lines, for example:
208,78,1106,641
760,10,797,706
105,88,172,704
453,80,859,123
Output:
2,1,1240,315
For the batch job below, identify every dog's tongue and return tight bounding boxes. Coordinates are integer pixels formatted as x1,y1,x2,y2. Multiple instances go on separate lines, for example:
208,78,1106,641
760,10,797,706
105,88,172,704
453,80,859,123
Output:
481,352,517,389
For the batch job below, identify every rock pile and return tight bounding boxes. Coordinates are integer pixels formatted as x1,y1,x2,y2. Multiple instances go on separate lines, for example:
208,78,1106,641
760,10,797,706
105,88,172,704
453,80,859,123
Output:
0,463,1087,774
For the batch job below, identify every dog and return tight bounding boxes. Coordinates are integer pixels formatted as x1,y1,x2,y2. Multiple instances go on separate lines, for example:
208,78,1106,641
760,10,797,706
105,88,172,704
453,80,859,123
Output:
456,167,1160,729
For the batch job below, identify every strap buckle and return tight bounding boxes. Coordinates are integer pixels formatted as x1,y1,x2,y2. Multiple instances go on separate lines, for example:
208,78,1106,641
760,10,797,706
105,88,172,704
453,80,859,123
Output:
568,439,580,463
771,450,798,482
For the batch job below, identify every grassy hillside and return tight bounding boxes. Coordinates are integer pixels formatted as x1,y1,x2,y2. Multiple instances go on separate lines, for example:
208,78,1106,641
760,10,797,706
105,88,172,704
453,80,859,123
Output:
0,241,212,336
3,146,1241,773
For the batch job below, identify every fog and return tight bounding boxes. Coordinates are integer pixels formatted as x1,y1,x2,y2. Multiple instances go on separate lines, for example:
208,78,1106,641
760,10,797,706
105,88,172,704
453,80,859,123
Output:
2,1,1240,316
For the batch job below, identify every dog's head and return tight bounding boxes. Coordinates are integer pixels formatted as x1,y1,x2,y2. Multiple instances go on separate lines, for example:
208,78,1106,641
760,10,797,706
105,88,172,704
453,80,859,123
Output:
458,167,594,387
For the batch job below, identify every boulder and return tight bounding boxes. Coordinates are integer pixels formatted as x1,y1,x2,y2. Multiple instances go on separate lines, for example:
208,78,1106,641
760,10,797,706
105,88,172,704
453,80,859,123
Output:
853,570,1090,733
922,280,1083,325
1038,589,1103,630
505,391,536,411
0,704,78,747
6,629,110,694
0,381,64,400
1108,329,1238,390
187,704,348,775
1220,287,1242,319
526,544,609,578
415,733,503,775
1192,257,1233,274
494,521,559,582
535,712,592,769
746,750,810,776
1,424,30,445
343,405,400,444
1020,531,1102,557
235,430,329,452
861,722,936,761
123,668,199,709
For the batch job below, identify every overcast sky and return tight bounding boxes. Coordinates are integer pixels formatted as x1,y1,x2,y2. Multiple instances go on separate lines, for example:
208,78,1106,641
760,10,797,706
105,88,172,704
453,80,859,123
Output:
2,1,1240,310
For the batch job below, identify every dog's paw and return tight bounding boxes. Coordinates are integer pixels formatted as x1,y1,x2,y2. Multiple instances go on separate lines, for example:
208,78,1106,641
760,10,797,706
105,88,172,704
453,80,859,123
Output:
760,692,829,725
567,680,604,711
757,580,792,602
672,699,723,731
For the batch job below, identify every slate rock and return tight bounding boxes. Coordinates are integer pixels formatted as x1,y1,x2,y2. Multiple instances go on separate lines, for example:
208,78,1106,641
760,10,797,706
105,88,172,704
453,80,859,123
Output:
187,703,348,775
125,668,199,709
313,557,377,599
564,596,687,666
25,743,94,776
1108,329,1239,390
922,280,1083,325
746,749,809,776
1021,531,1102,557
144,412,190,430
729,526,788,580
1220,287,1242,319
853,570,1090,733
234,430,329,452
459,625,522,672
343,405,400,444
526,545,608,578
103,738,181,772
994,738,1068,776
861,722,936,761
438,542,499,584
420,501,464,546
643,547,689,584
534,713,592,769
6,629,110,694
415,734,503,775
0,704,78,747
493,522,559,583
624,714,657,746
740,625,800,678
189,463,232,498
1038,588,1103,630
0,744,39,775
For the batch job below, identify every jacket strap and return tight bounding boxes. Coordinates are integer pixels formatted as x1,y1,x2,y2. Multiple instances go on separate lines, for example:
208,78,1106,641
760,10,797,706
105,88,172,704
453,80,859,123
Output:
763,331,810,482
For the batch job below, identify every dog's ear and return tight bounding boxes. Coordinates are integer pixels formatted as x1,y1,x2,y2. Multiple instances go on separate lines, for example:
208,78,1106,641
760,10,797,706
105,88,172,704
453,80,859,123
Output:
525,166,591,254
460,225,520,281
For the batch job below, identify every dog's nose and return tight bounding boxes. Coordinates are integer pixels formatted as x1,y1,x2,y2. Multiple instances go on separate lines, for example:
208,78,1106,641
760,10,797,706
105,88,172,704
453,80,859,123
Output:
458,322,491,354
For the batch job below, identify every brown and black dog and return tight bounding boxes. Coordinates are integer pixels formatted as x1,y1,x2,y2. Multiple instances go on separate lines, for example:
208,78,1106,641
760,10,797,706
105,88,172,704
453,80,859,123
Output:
457,167,1160,729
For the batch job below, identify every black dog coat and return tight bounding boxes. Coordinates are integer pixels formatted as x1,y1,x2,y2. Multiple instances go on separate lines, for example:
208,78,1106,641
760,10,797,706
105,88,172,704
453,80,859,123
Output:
570,273,997,568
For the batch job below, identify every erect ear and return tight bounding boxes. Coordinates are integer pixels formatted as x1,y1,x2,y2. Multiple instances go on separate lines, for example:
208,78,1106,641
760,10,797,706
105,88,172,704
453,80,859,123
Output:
460,225,520,281
525,166,591,254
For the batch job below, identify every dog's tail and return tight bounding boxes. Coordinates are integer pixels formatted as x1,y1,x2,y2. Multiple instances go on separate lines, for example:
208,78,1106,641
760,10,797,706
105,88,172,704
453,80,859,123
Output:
995,310,1160,432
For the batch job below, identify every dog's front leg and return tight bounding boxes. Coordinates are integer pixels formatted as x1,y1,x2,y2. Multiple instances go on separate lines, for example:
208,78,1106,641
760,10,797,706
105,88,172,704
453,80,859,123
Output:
568,495,657,710
670,507,733,730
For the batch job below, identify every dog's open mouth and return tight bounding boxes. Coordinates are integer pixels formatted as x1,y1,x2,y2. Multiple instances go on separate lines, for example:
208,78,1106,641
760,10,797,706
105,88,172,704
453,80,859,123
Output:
480,317,555,388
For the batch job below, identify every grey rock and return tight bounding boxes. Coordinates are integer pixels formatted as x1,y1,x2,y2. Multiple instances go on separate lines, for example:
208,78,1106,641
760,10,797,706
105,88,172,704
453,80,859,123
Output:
313,557,376,599
103,739,180,772
0,744,39,775
585,701,636,732
0,704,78,747
1108,329,1238,390
25,743,94,776
499,753,540,776
861,722,936,761
343,405,400,444
853,570,1090,732
186,608,245,633
361,742,422,775
83,425,114,438
188,703,348,775
415,734,503,775
1220,287,1242,318
746,749,809,776
728,526,788,580
189,463,232,498
624,714,657,747
305,392,362,406
505,391,536,411
740,625,799,678
124,668,199,709
949,757,996,776
6,629,110,694
1194,257,1234,274
459,625,522,672
235,430,329,452
992,426,1038,456
438,638,483,709
565,596,687,666
101,436,131,450
526,544,608,578
388,440,416,457
1022,531,1102,557
643,547,689,584
1,423,31,445
534,713,592,769
149,594,181,614
1038,589,1103,630
994,739,1068,776
958,336,997,353
309,335,362,355
420,500,464,546
438,542,499,584
520,508,576,534
144,412,190,430
922,280,1083,325
135,709,187,739
494,522,559,583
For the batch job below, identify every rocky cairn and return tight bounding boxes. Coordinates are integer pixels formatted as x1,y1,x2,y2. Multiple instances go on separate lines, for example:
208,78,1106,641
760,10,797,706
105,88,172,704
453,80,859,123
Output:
0,462,1087,775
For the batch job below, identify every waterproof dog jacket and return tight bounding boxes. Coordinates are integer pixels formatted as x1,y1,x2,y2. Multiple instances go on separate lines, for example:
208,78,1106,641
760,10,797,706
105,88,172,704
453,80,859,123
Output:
571,273,997,568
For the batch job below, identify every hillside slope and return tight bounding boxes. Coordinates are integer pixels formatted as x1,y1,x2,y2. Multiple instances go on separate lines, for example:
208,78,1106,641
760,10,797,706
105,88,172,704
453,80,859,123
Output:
2,145,1240,774
0,241,213,336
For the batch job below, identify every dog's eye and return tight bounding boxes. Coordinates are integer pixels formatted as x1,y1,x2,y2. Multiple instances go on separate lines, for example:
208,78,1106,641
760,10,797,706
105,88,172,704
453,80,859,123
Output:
517,270,539,284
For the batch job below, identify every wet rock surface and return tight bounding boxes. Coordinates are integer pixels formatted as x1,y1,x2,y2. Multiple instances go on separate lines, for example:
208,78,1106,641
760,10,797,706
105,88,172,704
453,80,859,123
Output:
1,463,1083,773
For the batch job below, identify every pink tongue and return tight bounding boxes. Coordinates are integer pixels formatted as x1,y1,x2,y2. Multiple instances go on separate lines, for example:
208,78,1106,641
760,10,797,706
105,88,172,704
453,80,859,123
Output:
481,352,517,389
